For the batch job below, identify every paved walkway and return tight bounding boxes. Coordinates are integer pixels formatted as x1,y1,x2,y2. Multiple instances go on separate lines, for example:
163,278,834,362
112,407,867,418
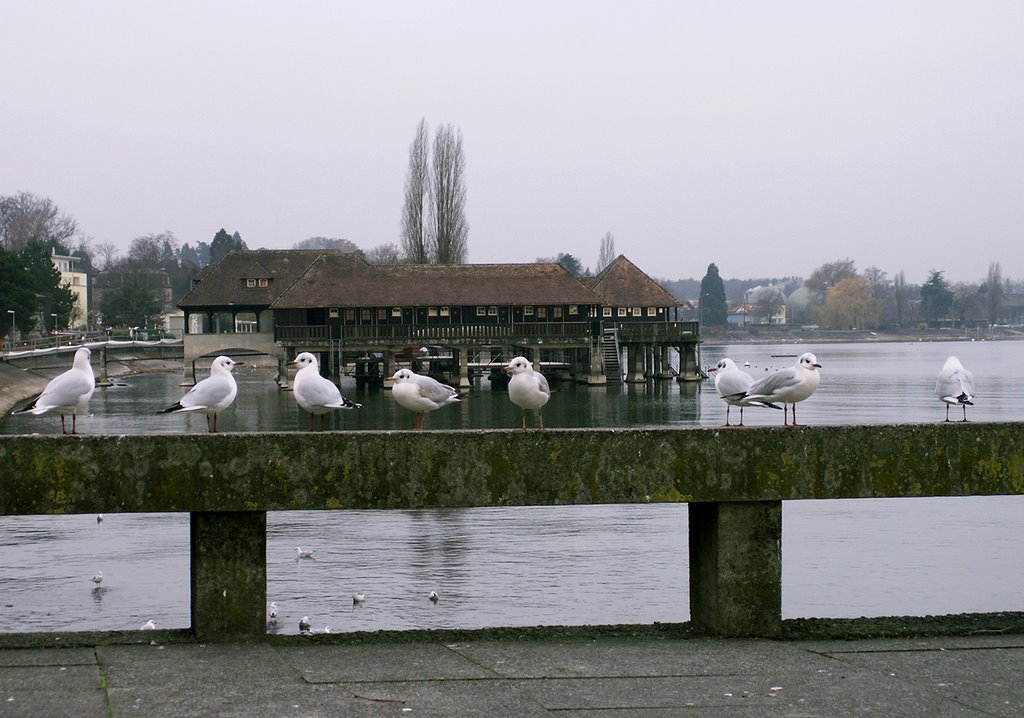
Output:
2,633,1023,716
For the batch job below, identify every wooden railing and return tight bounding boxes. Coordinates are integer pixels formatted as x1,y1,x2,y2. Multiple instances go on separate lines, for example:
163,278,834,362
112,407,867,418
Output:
3,423,1021,642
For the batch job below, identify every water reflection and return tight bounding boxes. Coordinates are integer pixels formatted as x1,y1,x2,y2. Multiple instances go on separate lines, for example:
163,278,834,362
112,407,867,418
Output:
1,340,1023,633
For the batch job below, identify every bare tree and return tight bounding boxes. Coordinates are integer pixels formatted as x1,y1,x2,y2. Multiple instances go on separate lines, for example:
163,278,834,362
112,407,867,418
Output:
429,123,469,264
401,118,431,263
597,232,616,273
365,242,403,265
0,192,79,251
94,241,120,270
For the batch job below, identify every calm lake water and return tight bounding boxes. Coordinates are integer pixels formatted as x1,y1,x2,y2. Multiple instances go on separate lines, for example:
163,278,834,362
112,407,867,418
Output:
1,339,1022,633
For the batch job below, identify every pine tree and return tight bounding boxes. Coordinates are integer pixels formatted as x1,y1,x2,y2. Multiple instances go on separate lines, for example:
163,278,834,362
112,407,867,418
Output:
699,263,728,326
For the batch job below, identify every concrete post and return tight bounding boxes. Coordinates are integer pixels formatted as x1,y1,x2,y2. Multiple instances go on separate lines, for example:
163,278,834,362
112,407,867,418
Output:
457,347,471,388
625,345,646,383
688,501,782,637
96,344,112,387
191,511,267,642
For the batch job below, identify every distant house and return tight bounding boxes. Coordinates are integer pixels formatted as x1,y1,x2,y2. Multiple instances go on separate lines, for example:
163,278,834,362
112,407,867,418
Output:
177,250,699,386
50,248,88,329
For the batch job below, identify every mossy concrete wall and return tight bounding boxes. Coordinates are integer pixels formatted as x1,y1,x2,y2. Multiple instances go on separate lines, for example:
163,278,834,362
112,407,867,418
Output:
2,424,1023,515
2,424,1023,641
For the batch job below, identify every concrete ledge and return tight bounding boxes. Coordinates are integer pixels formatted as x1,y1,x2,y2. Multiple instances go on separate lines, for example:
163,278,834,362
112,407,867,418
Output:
2,424,1023,514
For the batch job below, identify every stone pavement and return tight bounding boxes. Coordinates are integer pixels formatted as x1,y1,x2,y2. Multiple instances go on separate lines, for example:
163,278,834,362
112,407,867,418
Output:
2,633,1023,717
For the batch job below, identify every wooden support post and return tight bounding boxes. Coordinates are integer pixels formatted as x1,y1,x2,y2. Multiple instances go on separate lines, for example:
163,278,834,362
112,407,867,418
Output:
190,511,267,642
688,501,782,637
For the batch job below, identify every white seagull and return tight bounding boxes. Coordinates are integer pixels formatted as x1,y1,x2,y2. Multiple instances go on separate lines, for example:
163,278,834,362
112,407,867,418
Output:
429,591,440,604
505,356,551,430
936,356,975,422
741,352,822,426
268,601,278,624
159,356,241,433
91,571,103,586
390,368,460,430
13,346,95,434
141,619,156,630
709,358,781,427
352,591,365,604
296,547,315,559
298,616,311,632
290,352,362,431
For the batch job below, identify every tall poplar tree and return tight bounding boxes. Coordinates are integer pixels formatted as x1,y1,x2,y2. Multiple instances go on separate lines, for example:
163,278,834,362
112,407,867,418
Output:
429,123,469,264
400,118,430,263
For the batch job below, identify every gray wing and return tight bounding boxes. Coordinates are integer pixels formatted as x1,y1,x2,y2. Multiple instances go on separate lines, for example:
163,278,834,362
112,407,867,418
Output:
414,374,458,403
535,372,551,396
745,367,799,399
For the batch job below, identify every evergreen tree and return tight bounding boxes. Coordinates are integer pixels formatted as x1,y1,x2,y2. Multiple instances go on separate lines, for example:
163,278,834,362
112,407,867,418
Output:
210,229,246,264
699,263,728,326
920,270,954,321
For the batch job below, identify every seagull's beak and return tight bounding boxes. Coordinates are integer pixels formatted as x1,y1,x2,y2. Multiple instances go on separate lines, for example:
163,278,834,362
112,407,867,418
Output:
813,363,822,368
504,366,513,374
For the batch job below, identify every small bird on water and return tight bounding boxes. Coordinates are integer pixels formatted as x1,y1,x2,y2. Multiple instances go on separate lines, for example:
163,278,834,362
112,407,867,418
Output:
296,547,315,559
91,571,103,586
141,619,156,630
429,591,440,604
299,616,311,632
352,592,365,605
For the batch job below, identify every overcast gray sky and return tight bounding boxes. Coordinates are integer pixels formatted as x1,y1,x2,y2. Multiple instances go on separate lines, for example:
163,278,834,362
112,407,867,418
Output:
3,1,1022,284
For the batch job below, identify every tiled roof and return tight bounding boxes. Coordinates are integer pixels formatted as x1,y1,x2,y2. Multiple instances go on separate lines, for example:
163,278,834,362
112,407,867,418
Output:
177,250,327,308
271,258,599,308
588,256,679,307
179,250,675,310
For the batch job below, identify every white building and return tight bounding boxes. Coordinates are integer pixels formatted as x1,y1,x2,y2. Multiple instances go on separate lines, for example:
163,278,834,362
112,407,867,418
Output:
50,249,89,329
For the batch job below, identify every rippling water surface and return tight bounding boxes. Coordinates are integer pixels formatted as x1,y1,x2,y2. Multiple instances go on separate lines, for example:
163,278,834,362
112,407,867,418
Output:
1,340,1022,632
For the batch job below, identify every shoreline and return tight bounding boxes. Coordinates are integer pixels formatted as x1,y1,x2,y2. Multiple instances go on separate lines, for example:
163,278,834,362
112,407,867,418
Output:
698,328,1024,346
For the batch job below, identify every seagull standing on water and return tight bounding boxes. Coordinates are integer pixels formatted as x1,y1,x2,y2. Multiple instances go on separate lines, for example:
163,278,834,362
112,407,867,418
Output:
741,352,822,426
936,356,975,422
91,571,103,586
390,368,460,430
13,346,95,434
296,547,315,559
290,352,362,431
709,358,781,427
158,356,241,433
505,356,551,430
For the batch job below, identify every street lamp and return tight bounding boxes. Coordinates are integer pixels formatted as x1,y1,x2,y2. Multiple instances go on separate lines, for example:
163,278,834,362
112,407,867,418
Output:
51,313,58,345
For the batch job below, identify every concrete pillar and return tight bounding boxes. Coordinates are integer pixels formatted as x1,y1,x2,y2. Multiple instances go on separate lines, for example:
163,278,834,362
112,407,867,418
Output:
625,344,645,383
688,501,782,638
276,354,290,389
677,342,700,382
191,511,267,642
181,357,197,387
656,346,673,379
96,344,112,387
457,347,471,388
382,350,396,388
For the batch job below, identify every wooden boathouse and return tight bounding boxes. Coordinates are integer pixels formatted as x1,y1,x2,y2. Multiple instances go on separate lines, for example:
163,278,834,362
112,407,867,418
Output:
177,250,700,386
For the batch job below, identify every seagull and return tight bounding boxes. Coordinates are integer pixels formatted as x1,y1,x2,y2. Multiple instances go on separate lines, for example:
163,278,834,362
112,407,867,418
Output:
741,352,822,426
708,358,782,427
352,592,366,604
296,547,315,559
141,619,156,630
13,346,95,434
91,571,103,586
96,514,103,524
158,356,241,433
936,356,975,422
505,356,551,430
429,591,440,604
298,616,311,632
322,625,332,634
290,352,362,431
390,368,460,430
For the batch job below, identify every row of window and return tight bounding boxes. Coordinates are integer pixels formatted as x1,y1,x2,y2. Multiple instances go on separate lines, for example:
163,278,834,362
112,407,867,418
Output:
245,278,270,287
323,306,662,321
